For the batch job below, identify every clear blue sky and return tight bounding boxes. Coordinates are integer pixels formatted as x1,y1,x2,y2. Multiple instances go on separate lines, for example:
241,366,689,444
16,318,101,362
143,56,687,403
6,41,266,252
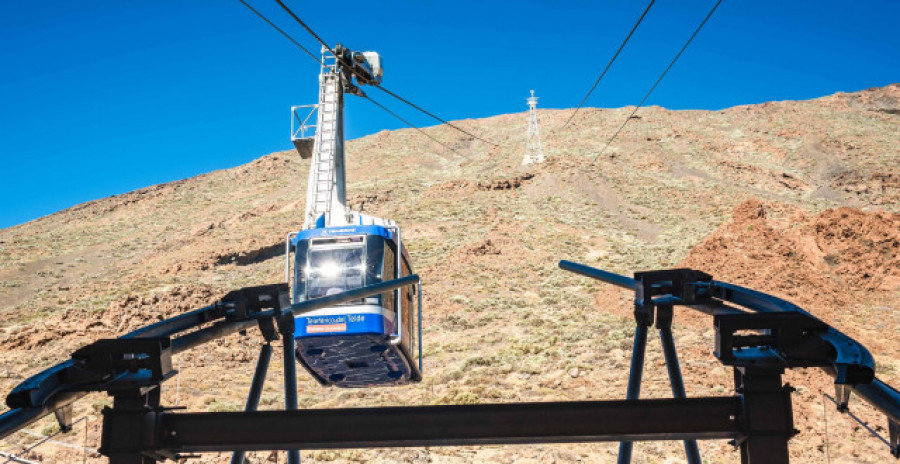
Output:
1,0,898,228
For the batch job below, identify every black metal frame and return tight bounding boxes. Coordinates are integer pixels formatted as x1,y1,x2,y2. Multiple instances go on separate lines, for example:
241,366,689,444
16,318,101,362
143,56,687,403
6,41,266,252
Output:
560,261,900,461
0,277,418,439
1,263,898,463
617,281,702,464
104,398,742,458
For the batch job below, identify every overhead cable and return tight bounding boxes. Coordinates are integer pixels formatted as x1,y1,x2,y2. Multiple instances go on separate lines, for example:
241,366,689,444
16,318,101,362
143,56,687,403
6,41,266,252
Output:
237,0,324,66
594,0,724,162
272,0,500,146
363,95,469,157
238,0,465,153
2,417,88,464
563,0,657,128
272,0,338,58
371,85,499,146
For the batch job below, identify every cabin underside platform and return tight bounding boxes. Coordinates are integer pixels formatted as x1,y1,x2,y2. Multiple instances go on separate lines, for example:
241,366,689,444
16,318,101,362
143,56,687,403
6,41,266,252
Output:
296,334,417,387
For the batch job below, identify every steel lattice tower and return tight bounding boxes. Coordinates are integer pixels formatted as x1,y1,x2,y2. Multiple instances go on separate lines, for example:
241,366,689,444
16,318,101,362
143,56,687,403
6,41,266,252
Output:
522,90,545,165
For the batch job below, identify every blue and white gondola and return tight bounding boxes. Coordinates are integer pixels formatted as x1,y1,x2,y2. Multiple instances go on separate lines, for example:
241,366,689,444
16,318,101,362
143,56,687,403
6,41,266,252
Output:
286,224,422,387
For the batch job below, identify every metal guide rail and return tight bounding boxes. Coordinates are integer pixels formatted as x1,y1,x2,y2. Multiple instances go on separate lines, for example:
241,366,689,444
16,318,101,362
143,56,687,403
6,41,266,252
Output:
559,260,900,462
0,263,897,463
0,278,418,440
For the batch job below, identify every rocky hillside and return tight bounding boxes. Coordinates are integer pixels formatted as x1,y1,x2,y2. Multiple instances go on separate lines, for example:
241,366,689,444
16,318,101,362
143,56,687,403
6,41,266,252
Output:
0,84,898,463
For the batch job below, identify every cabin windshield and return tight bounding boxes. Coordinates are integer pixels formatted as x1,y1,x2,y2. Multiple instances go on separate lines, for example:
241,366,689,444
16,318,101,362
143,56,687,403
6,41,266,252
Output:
306,237,366,301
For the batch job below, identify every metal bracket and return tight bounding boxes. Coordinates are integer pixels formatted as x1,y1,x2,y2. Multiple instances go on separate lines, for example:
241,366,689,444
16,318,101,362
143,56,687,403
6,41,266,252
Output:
835,384,852,412
633,302,654,328
656,303,673,331
711,310,877,385
714,312,827,367
631,269,712,327
53,404,73,433
220,283,289,321
69,337,176,393
633,268,713,307
820,329,876,384
100,404,177,462
220,283,288,343
275,309,295,338
257,316,280,343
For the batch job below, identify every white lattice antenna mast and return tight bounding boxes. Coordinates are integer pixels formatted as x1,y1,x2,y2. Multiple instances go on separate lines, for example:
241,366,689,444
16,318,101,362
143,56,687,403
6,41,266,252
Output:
523,90,545,165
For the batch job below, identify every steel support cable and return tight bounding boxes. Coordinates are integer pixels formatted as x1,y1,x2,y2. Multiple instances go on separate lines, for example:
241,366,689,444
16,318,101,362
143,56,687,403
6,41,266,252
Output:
237,0,476,154
593,0,724,162
824,393,899,456
562,0,656,129
272,0,337,58
371,84,499,147
237,0,324,66
362,95,471,158
272,0,500,147
2,417,88,464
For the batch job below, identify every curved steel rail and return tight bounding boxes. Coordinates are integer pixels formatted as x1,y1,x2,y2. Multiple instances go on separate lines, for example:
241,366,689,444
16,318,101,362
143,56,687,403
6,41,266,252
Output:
558,260,900,427
0,275,419,441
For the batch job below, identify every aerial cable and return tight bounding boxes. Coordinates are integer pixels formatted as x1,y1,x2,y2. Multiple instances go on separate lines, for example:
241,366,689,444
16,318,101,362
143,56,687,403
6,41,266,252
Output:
237,0,324,66
594,0,723,162
271,0,501,147
363,95,470,158
272,0,338,59
562,0,656,129
237,0,480,156
2,417,88,464
237,0,446,148
371,85,500,147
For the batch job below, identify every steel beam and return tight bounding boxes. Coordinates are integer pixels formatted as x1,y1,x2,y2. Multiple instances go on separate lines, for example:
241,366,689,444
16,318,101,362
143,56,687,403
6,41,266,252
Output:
153,398,742,453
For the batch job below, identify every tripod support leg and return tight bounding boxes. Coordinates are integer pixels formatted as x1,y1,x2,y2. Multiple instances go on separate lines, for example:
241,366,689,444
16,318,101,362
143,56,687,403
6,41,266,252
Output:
231,343,273,464
657,304,702,464
617,314,650,464
277,312,301,464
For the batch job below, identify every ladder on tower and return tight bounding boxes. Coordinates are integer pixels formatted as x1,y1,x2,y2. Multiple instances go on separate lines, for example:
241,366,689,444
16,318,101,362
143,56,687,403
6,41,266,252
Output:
307,73,340,226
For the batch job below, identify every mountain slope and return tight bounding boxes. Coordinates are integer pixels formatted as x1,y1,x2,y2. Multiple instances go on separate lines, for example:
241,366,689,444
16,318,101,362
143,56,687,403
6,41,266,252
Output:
0,84,898,463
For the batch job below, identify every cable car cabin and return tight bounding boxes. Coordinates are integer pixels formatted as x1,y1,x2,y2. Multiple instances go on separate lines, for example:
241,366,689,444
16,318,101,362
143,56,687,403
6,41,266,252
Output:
287,224,422,387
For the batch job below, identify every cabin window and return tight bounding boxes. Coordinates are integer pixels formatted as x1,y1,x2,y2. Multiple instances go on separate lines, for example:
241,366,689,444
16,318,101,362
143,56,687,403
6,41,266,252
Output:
292,239,309,303
364,236,385,305
306,237,365,303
